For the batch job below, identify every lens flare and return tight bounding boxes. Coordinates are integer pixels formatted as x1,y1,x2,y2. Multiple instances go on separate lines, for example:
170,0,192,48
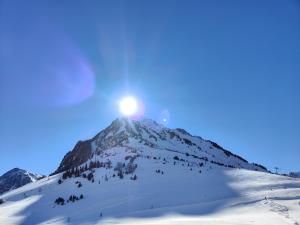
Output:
119,96,138,116
159,109,170,125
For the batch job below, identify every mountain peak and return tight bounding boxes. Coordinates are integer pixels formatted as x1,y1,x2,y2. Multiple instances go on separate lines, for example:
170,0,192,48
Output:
0,168,44,195
109,117,165,132
6,167,24,173
1,168,27,177
53,117,267,175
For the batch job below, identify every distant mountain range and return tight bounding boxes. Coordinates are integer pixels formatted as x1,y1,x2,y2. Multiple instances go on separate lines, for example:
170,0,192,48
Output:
0,168,44,195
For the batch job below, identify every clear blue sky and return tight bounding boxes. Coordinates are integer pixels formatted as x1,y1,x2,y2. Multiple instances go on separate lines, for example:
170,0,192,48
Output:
0,0,299,175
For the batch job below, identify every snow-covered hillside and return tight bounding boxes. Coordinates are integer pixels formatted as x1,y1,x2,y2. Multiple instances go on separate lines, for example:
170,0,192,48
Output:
0,118,299,225
0,168,44,195
1,166,299,225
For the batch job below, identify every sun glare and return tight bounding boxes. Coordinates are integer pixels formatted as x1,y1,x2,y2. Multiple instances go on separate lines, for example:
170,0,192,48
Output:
119,96,138,116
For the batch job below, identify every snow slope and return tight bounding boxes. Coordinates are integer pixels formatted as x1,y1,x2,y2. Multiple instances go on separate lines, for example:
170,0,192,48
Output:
0,164,299,225
0,118,299,225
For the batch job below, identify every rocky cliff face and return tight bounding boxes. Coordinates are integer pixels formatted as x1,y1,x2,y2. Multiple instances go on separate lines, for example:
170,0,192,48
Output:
53,140,92,174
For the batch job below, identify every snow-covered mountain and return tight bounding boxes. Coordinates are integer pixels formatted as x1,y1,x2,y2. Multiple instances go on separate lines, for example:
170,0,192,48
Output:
0,168,44,195
53,118,267,175
0,118,299,225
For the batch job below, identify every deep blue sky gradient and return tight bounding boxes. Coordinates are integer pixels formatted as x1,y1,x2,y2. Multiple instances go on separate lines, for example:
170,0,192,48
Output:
0,0,299,175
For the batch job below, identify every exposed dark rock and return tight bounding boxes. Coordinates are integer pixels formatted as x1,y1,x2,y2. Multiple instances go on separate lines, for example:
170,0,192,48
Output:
175,128,191,136
52,140,92,175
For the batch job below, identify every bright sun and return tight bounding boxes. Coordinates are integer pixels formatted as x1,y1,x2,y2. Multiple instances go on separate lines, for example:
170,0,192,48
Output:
119,96,138,116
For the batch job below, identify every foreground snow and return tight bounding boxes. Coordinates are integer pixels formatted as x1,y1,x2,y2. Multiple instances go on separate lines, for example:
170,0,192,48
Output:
0,166,299,225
